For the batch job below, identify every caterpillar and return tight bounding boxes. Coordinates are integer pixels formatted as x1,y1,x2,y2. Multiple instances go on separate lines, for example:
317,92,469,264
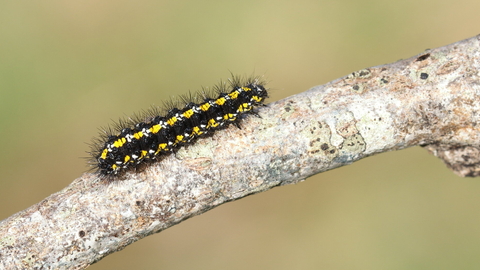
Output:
89,76,268,177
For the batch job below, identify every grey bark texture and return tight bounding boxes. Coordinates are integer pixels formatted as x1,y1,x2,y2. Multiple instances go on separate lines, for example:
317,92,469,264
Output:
2,34,480,269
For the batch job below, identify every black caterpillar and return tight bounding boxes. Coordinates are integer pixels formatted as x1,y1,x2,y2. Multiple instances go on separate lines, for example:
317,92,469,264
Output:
90,76,268,176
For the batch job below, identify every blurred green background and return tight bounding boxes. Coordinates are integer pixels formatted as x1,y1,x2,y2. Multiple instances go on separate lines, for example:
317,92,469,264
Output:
1,0,480,269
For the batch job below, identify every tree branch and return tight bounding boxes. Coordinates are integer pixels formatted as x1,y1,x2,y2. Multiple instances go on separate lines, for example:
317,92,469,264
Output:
2,34,480,269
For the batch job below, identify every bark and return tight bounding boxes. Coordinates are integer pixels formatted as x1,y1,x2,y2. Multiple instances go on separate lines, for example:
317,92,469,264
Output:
2,34,480,269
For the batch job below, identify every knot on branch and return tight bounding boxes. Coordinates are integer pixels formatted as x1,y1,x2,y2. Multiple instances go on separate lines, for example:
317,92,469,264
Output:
424,144,480,177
